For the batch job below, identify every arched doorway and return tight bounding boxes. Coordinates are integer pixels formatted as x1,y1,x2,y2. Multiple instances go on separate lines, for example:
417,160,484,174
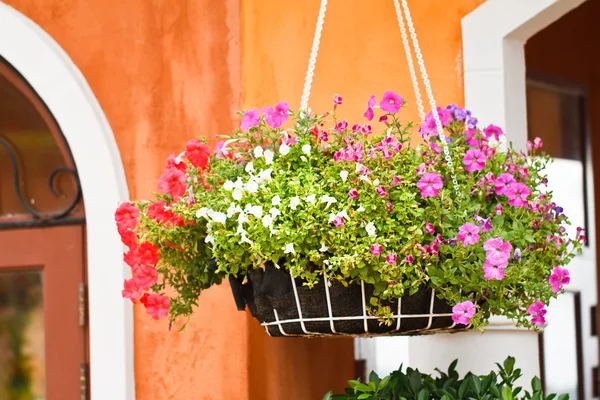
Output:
0,57,87,398
0,3,133,399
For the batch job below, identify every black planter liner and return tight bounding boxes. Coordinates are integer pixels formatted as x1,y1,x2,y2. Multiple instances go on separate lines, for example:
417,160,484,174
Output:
229,262,468,337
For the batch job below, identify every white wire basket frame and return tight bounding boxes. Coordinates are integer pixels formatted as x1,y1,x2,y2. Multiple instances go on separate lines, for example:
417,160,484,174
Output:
260,270,470,337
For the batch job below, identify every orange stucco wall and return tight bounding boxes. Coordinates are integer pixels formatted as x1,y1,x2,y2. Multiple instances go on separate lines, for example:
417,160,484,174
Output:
4,0,484,398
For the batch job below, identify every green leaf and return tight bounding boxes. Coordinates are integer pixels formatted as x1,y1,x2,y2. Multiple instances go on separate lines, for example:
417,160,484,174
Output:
358,394,370,399
471,375,481,395
503,357,515,375
531,376,542,392
322,392,333,400
458,378,471,398
490,384,501,397
557,395,569,400
418,388,429,400
410,370,423,394
502,385,514,400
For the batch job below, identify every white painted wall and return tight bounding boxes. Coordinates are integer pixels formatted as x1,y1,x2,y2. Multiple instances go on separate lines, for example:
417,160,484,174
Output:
0,4,134,399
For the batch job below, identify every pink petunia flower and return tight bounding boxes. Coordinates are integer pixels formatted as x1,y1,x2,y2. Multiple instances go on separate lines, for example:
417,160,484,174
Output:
465,129,480,147
420,107,452,138
456,222,480,247
507,183,531,208
482,258,507,280
387,202,393,212
425,222,435,234
463,149,487,173
240,108,260,130
483,237,513,262
122,278,144,302
382,148,393,160
362,124,372,134
527,300,547,326
483,124,503,141
417,172,443,198
262,102,289,129
391,176,402,186
380,91,403,114
494,173,516,196
364,94,376,121
349,188,359,199
430,142,442,154
386,253,397,265
533,137,543,149
549,267,570,293
333,94,343,105
403,254,414,264
376,186,387,197
333,216,345,227
474,214,492,232
336,120,348,131
494,204,503,215
370,243,383,257
452,300,476,325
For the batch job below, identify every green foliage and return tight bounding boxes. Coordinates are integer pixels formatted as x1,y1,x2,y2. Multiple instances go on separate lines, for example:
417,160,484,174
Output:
129,98,582,327
324,357,568,400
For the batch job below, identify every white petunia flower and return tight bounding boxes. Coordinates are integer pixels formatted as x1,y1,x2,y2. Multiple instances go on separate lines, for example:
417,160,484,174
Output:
340,170,348,182
279,143,291,156
365,222,376,237
305,194,316,204
205,234,214,244
339,209,349,219
269,208,281,217
196,207,210,219
249,205,263,218
355,163,364,173
254,146,264,158
258,168,273,182
359,175,371,183
227,203,239,217
271,195,281,206
284,243,295,254
357,205,366,212
328,213,336,223
233,177,244,189
245,180,259,193
373,179,380,186
262,214,273,227
240,232,251,244
245,161,254,174
232,188,243,201
264,149,274,165
320,195,337,206
238,213,249,224
302,144,311,155
290,196,301,210
320,243,328,252
208,211,227,224
223,180,234,191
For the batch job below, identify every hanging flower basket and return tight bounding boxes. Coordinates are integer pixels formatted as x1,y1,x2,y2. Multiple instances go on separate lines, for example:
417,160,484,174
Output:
114,0,583,337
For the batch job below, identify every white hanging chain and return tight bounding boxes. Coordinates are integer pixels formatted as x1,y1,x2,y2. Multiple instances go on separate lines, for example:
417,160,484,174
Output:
394,0,460,194
300,0,460,194
300,0,328,113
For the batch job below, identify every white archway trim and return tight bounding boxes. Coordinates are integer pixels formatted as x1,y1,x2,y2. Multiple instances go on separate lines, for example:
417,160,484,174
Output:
0,4,134,400
462,0,586,152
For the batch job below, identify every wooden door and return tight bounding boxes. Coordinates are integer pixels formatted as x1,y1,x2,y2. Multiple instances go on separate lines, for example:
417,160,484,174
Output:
0,226,86,399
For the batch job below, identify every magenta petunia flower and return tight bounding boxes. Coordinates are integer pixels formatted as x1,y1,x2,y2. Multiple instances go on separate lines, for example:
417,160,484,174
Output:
507,183,531,208
474,214,492,232
380,91,403,114
420,107,453,138
364,94,376,121
430,142,442,154
333,94,343,105
336,120,348,131
463,148,487,173
465,128,480,147
456,222,480,247
376,186,387,197
382,148,393,160
452,300,476,325
549,267,570,293
391,176,402,186
333,216,345,227
425,222,435,234
483,124,503,141
494,173,516,196
483,237,513,262
494,204,503,215
527,300,547,326
348,188,359,199
417,172,443,198
370,243,383,257
482,258,507,280
403,254,414,264
386,253,397,265
362,124,372,134
262,102,289,129
387,202,393,212
241,108,260,130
